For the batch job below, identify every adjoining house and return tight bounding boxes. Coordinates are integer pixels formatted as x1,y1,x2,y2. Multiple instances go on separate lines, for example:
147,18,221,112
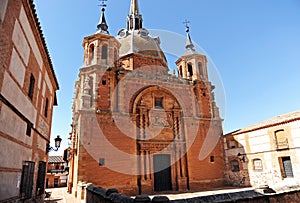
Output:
46,156,69,188
224,111,300,190
0,0,59,202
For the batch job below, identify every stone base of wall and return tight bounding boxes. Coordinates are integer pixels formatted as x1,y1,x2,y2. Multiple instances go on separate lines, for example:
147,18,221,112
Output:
189,178,225,191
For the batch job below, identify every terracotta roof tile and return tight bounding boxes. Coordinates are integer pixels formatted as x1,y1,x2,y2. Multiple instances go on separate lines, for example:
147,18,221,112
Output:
48,156,64,163
27,0,59,90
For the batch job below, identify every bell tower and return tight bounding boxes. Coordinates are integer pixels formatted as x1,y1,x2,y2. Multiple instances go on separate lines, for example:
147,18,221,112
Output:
176,25,208,81
82,3,120,67
76,2,121,111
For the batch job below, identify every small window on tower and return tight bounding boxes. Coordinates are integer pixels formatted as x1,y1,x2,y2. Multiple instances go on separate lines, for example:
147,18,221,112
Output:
188,63,193,77
89,44,95,64
102,80,106,85
179,66,183,77
198,62,204,77
102,44,108,60
155,97,163,109
114,48,118,64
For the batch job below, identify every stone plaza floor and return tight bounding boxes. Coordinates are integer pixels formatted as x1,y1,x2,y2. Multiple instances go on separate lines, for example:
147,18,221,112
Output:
44,187,84,203
45,187,255,202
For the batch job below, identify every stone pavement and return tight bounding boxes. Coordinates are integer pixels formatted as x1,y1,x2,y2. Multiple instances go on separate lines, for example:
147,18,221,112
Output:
44,187,84,203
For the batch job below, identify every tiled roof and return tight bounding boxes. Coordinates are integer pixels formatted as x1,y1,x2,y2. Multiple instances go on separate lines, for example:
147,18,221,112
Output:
226,110,300,135
27,0,59,90
48,156,64,163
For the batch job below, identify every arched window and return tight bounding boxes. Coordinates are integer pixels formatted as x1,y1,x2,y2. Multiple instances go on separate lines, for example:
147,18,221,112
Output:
198,62,204,77
102,44,108,60
275,129,288,149
188,63,193,77
89,44,95,64
179,66,183,77
114,48,118,64
231,160,240,172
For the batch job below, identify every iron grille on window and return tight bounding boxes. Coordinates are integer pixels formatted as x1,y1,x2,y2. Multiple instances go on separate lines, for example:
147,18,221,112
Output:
20,161,35,200
36,161,46,196
282,157,294,178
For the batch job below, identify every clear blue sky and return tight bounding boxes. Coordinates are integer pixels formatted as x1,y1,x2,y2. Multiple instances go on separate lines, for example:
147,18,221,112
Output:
35,0,300,155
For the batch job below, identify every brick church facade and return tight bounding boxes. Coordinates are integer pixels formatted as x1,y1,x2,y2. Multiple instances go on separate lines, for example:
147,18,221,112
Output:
68,0,225,197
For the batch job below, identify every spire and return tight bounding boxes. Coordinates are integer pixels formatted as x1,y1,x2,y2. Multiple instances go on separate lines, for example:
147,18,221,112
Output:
96,1,109,34
130,0,140,15
184,20,197,55
127,0,143,30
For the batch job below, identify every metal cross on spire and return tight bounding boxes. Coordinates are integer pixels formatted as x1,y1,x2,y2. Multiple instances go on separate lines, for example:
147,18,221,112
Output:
183,19,196,54
96,0,109,34
183,19,190,33
99,0,108,8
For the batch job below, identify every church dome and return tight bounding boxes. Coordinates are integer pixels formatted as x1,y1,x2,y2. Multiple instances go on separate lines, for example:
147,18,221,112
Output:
116,28,167,63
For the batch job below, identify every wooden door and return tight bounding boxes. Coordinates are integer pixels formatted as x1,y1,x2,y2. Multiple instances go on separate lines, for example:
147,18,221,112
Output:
154,154,172,191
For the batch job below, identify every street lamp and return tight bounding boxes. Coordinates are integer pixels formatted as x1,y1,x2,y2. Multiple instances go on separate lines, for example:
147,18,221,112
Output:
237,152,246,162
47,135,62,153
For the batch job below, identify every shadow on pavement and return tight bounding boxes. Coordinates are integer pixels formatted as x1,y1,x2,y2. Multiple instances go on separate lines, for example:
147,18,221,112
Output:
44,198,63,203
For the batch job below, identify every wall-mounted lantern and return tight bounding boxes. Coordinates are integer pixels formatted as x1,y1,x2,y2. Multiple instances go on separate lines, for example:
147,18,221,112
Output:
47,135,62,153
237,153,246,162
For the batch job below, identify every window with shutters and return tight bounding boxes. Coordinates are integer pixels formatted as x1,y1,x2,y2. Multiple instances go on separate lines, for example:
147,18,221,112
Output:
36,161,46,196
20,161,35,200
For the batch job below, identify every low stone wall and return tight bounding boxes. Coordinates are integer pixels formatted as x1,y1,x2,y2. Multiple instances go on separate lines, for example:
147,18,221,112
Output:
86,185,300,203
86,185,170,203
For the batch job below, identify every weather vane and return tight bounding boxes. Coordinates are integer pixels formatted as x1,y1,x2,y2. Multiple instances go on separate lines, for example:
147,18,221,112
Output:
183,19,190,33
99,0,108,8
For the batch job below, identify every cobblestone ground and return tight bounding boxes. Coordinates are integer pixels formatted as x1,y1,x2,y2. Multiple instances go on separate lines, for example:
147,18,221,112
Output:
44,187,84,203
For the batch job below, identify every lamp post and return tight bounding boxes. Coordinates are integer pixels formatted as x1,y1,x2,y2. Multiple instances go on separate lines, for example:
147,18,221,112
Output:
47,135,62,153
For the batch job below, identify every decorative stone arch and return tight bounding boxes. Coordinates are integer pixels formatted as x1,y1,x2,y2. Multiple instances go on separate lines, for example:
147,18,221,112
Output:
129,86,190,193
